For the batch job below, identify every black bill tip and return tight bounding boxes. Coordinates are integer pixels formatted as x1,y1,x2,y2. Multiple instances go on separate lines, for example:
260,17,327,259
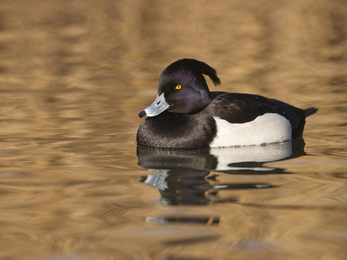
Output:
138,110,146,118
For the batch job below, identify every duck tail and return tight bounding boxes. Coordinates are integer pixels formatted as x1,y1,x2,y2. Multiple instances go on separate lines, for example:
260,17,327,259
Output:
304,107,318,117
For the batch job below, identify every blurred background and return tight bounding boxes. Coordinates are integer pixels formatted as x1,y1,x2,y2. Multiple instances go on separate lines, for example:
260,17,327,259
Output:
0,0,347,259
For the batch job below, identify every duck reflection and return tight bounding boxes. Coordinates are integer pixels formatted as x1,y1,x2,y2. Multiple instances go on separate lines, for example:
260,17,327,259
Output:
138,138,306,205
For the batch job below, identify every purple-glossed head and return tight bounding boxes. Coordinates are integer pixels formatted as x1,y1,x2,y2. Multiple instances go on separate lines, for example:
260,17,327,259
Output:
138,59,221,118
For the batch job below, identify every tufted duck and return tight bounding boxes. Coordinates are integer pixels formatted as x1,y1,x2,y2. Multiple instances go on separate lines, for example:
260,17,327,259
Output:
137,59,317,148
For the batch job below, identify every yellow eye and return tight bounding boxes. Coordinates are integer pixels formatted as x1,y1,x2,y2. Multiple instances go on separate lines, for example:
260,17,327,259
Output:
176,85,182,90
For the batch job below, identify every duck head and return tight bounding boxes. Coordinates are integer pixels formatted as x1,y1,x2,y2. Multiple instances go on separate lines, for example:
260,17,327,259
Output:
138,59,221,118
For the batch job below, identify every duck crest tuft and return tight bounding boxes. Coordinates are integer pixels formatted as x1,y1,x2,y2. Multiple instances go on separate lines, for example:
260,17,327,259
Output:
163,58,221,86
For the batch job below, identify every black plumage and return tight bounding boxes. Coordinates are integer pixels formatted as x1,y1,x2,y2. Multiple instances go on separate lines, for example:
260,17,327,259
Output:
137,59,317,148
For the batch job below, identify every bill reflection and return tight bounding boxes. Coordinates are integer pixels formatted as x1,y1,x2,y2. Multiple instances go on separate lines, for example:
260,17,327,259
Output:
138,138,306,206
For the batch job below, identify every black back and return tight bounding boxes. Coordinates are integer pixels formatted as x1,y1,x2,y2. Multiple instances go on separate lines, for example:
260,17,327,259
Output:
207,92,317,139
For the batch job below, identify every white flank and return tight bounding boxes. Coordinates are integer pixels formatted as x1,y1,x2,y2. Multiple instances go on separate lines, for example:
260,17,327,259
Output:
210,113,292,148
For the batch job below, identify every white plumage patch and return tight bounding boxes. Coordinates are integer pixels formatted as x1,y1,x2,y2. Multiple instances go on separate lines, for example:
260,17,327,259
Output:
210,113,292,147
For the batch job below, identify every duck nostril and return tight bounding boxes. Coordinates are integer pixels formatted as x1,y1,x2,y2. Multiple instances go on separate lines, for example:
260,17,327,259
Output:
157,101,161,105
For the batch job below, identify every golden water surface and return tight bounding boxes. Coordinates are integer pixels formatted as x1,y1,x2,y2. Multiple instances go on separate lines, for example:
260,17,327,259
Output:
0,0,347,259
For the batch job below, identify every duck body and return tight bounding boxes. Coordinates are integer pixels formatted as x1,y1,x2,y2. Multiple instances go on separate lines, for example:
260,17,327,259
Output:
137,59,317,149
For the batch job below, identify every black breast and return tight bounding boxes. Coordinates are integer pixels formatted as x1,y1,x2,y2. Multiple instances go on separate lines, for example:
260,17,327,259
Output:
137,111,217,149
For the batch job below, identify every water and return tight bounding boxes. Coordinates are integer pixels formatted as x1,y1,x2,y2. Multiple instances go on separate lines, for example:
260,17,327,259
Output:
0,0,347,259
